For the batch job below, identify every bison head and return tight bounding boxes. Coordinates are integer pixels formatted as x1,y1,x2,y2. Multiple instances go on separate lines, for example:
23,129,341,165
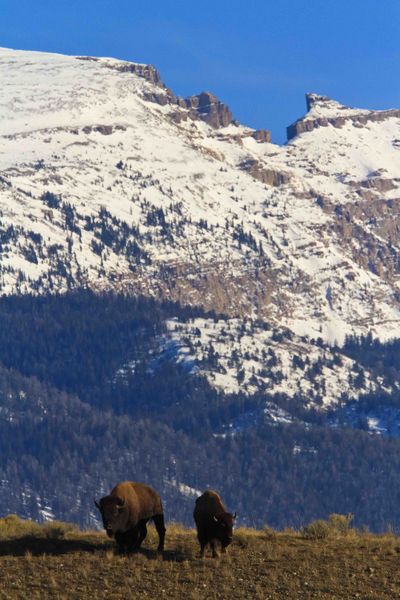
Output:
213,511,236,548
94,495,126,538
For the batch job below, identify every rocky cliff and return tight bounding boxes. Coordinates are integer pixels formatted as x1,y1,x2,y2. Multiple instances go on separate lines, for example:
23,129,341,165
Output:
1,48,400,351
287,92,400,140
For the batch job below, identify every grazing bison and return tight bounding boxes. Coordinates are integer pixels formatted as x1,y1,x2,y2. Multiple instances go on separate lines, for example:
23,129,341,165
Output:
193,490,236,558
94,481,166,553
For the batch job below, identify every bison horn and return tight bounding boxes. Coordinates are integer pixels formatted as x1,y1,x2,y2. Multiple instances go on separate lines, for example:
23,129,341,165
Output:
117,497,125,508
94,498,101,510
233,512,237,519
213,515,219,522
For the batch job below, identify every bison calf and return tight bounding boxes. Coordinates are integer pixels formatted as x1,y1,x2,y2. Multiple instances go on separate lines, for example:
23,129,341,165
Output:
95,481,166,554
193,490,236,558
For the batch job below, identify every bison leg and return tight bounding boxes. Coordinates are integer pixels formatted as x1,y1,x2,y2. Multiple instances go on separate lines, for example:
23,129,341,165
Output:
115,531,129,554
153,513,166,552
197,533,208,558
125,527,141,553
210,540,219,558
135,520,148,550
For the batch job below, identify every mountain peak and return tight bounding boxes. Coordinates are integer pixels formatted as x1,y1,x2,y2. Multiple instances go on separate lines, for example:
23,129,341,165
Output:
184,91,233,128
287,92,400,140
1,47,400,345
305,92,347,114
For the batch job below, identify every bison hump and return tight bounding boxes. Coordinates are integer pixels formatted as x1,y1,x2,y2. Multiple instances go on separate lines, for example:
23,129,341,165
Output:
110,481,163,521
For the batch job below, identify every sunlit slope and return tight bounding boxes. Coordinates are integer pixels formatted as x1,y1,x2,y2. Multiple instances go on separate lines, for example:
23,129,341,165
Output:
1,48,400,344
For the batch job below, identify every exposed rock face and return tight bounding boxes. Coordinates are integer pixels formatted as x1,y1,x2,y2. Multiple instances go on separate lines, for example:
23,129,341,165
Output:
143,90,173,106
184,92,233,128
81,125,126,135
3,48,400,345
121,63,162,85
305,93,330,111
287,93,400,140
214,127,271,145
252,129,271,143
313,193,400,280
77,57,164,86
77,55,180,107
76,56,269,135
239,159,291,186
358,174,397,193
133,73,234,130
108,62,165,87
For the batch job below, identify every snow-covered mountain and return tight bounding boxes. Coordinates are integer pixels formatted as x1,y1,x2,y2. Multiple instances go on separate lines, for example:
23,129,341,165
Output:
1,46,400,408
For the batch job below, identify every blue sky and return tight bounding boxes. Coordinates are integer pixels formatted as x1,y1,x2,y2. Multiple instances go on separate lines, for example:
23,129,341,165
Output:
1,0,399,143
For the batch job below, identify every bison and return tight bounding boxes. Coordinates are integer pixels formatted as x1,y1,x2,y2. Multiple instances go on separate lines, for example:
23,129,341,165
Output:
94,481,166,554
193,490,236,558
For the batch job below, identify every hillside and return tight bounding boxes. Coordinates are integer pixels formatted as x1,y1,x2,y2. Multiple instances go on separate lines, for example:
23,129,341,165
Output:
1,47,400,403
0,292,400,530
2,47,400,530
1,47,400,344
0,516,399,600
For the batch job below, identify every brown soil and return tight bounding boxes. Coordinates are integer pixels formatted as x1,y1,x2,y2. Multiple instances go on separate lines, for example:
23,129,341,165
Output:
0,521,400,599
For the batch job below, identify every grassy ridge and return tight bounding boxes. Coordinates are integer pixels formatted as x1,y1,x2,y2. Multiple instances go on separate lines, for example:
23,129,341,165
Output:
0,516,400,599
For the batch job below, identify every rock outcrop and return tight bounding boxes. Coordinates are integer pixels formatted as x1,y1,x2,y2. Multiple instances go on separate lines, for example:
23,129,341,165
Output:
77,56,269,135
3,48,400,345
287,93,400,140
239,159,291,186
184,92,233,128
251,129,271,143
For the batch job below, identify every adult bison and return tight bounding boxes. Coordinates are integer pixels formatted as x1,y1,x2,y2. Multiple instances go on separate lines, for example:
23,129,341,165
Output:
94,481,166,553
193,490,236,558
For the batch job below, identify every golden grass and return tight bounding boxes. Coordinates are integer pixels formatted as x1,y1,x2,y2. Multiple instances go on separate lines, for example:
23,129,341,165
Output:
301,513,355,539
0,514,78,540
0,515,400,599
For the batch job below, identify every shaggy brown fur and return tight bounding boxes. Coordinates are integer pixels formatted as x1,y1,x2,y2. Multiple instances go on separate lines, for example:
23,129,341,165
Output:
193,490,236,558
95,481,165,553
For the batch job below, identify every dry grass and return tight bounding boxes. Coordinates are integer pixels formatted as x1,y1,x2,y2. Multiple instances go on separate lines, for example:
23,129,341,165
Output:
0,516,400,599
0,514,78,540
301,513,355,540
